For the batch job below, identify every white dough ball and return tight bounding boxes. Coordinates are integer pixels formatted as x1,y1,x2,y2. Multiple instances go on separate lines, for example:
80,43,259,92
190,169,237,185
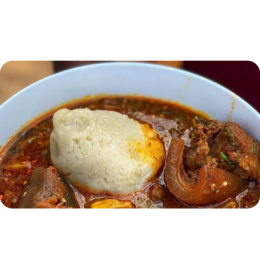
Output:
50,108,165,195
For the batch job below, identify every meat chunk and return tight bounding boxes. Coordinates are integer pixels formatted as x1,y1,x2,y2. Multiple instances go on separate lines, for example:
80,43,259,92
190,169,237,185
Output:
185,120,260,182
204,119,223,142
209,122,260,182
184,120,222,170
165,137,246,206
18,167,69,208
36,197,68,208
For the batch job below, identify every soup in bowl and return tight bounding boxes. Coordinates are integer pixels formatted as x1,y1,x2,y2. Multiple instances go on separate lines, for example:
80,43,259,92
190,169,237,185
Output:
0,63,259,209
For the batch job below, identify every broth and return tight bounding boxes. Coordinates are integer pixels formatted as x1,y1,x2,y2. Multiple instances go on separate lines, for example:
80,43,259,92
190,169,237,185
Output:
0,96,259,208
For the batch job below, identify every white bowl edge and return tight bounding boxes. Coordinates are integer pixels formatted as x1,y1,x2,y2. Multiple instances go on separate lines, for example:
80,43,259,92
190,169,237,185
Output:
0,62,259,150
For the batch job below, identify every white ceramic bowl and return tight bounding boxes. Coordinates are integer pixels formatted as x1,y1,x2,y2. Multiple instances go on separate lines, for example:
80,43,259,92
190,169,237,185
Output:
0,62,260,150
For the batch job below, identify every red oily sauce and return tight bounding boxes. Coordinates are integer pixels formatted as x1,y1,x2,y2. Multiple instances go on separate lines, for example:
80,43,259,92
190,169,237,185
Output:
0,96,259,208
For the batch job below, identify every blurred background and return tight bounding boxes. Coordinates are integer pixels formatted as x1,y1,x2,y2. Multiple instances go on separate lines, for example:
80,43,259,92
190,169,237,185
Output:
0,61,259,112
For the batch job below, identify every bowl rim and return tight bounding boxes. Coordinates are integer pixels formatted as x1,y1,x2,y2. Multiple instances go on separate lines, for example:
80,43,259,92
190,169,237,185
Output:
1,62,259,118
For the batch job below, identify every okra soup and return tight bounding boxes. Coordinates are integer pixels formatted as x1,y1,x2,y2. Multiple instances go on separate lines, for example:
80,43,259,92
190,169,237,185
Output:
0,96,259,208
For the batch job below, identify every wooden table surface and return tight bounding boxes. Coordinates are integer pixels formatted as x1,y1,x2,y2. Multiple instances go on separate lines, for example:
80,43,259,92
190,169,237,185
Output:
0,60,183,104
0,61,54,105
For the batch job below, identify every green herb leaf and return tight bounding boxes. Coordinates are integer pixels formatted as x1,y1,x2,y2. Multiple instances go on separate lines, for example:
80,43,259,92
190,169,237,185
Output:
225,126,240,164
225,127,235,146
220,152,235,168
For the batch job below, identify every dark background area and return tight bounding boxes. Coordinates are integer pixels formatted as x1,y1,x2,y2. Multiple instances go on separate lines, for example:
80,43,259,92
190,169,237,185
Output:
184,61,260,114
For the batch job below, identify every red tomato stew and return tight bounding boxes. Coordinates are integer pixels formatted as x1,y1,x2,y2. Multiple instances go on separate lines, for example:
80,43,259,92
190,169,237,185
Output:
0,96,259,208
